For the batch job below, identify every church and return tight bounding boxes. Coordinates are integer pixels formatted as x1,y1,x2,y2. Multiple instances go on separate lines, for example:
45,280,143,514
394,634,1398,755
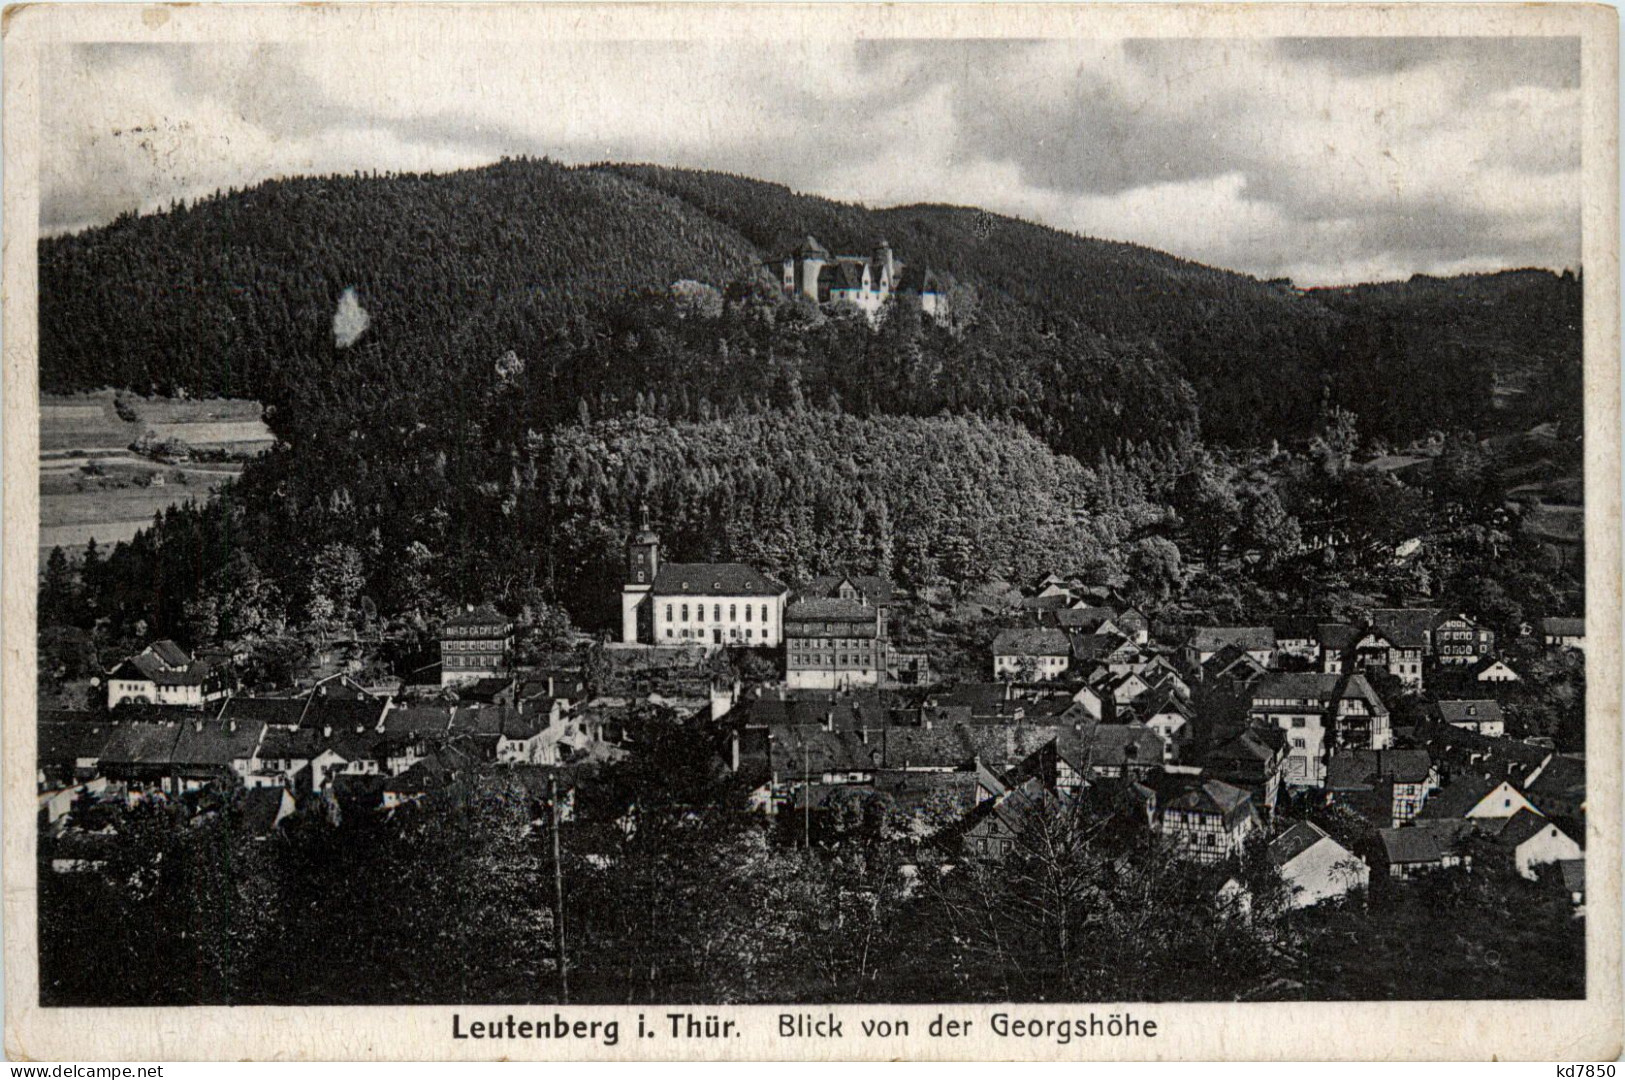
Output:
620,513,788,647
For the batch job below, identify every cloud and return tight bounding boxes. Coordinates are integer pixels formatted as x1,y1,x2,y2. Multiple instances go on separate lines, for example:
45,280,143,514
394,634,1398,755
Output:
40,37,1581,285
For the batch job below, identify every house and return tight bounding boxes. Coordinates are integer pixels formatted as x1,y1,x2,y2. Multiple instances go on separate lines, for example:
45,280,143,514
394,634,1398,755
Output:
1349,625,1423,688
1418,775,1538,823
1324,749,1435,826
1432,700,1506,738
1114,607,1151,645
1470,656,1522,683
167,716,268,791
1494,808,1583,880
1522,753,1586,819
1268,821,1368,908
1271,616,1322,663
1377,821,1474,878
1203,726,1288,815
1431,613,1496,666
1078,724,1165,779
1316,623,1360,674
1369,608,1443,662
1201,644,1269,687
106,640,231,708
37,713,113,789
439,606,513,687
785,594,888,690
1143,774,1260,864
1139,692,1195,761
769,236,914,320
1185,626,1276,670
1249,672,1392,787
959,776,1058,860
620,513,788,647
1538,617,1586,650
992,628,1072,681
1069,632,1142,676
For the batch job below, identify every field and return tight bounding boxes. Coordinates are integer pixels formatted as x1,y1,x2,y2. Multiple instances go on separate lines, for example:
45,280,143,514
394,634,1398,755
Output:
39,391,272,557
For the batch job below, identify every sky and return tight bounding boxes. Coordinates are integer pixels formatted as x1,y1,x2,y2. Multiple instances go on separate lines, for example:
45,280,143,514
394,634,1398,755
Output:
41,36,1581,286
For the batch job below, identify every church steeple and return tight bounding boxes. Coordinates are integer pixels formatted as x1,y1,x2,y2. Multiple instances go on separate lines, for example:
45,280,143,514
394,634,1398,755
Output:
627,503,660,586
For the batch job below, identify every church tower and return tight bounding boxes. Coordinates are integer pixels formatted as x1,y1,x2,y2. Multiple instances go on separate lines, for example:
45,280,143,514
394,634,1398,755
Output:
621,505,659,643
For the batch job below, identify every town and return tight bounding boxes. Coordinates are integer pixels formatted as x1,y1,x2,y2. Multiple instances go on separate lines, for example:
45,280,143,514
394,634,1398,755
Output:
39,504,1588,1003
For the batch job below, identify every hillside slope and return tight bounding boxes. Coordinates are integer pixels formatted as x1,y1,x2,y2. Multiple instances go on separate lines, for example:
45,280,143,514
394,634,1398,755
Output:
40,158,1580,452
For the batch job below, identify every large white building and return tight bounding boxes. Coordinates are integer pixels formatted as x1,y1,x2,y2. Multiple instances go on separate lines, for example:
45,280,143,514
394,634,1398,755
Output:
620,516,787,647
769,236,948,322
106,640,230,708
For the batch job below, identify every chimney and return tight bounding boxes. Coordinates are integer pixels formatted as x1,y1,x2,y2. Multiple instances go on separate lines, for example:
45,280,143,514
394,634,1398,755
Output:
323,724,332,738
194,719,204,732
825,711,835,732
859,728,869,745
227,719,237,733
730,729,740,773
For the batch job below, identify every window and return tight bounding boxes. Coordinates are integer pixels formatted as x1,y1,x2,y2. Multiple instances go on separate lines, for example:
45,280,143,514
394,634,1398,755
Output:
745,606,753,622
681,604,689,621
761,604,769,623
730,604,737,620
665,604,673,622
1292,717,1306,728
746,630,753,641
665,629,673,639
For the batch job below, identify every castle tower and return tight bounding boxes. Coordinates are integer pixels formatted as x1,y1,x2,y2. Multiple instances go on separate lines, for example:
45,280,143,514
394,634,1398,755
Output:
793,236,829,301
621,505,660,643
874,239,896,293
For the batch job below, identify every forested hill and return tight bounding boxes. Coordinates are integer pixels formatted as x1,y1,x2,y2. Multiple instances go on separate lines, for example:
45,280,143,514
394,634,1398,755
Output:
41,157,1581,451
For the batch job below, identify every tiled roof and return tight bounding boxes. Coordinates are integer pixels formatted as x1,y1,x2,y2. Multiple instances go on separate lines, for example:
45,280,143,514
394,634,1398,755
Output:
1189,626,1276,652
1069,632,1132,662
993,628,1072,657
1378,827,1442,865
445,604,508,628
1435,700,1506,725
1325,748,1432,788
222,696,309,729
38,717,115,765
148,639,194,668
803,574,895,603
1495,807,1559,849
1369,608,1441,648
1539,617,1586,637
652,562,786,597
1270,616,1321,640
1316,623,1360,651
786,598,881,623
170,719,266,768
1417,775,1501,820
99,723,183,766
1252,672,1341,703
1270,820,1333,865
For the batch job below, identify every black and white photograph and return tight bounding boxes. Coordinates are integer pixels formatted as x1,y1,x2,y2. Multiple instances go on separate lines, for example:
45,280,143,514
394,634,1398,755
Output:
5,2,1619,1062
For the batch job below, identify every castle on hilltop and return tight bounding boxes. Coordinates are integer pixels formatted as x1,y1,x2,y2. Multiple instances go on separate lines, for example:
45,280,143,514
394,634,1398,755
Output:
768,236,948,322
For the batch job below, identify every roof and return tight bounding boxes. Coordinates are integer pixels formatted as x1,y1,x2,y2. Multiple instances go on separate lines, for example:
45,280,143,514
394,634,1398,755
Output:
1378,826,1442,865
222,696,309,729
791,235,830,257
1435,700,1506,725
1335,673,1388,712
444,604,509,630
785,598,882,624
99,723,183,767
1069,632,1133,662
38,716,116,764
110,650,214,687
1019,594,1075,612
1271,616,1322,640
1252,671,1341,704
1559,858,1585,893
1539,616,1586,637
1369,608,1441,649
1159,777,1255,825
1270,820,1334,866
992,628,1072,657
1418,775,1501,820
651,562,787,597
1495,807,1561,849
148,639,194,668
170,719,266,768
1325,749,1432,789
1081,724,1166,769
1189,626,1276,652
1316,623,1361,651
803,574,895,603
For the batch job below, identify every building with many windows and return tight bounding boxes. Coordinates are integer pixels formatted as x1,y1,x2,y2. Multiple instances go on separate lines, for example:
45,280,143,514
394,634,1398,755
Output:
620,516,787,647
439,606,514,687
784,576,893,690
